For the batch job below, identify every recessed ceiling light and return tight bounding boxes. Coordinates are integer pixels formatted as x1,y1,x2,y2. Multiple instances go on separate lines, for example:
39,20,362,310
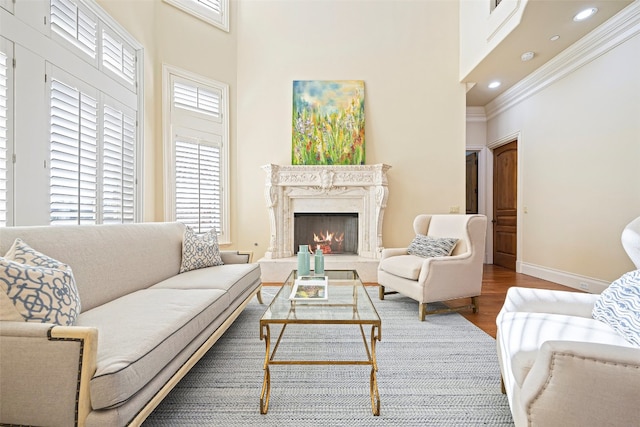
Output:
573,7,598,22
550,35,560,41
521,51,535,62
488,81,501,89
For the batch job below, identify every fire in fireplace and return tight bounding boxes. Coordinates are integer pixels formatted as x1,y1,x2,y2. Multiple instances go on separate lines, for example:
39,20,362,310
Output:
294,213,358,255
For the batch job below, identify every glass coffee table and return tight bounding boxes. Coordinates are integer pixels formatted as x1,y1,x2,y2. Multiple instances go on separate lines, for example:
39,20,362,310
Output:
259,269,382,415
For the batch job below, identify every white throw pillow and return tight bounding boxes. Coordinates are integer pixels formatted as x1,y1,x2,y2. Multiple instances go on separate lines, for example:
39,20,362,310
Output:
1,239,81,326
180,226,224,273
407,234,459,258
592,269,640,347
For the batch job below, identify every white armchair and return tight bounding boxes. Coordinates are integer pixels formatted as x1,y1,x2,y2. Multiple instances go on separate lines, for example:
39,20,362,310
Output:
377,214,488,321
496,215,640,426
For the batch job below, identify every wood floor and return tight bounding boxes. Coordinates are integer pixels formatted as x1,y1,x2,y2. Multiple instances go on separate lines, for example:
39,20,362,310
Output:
453,264,580,338
263,264,580,338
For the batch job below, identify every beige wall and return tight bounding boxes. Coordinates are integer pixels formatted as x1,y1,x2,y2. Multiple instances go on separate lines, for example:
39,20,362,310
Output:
487,32,640,282
95,0,467,255
236,0,466,256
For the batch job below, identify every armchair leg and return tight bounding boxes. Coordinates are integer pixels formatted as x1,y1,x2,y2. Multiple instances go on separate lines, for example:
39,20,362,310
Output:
418,303,426,321
472,296,479,313
500,375,506,394
379,285,385,300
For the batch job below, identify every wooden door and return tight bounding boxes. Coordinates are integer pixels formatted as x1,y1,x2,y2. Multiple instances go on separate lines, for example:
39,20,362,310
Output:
466,152,478,214
493,141,517,270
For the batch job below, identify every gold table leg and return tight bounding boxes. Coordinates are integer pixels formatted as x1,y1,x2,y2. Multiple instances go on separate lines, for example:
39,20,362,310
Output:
260,324,271,414
369,324,381,416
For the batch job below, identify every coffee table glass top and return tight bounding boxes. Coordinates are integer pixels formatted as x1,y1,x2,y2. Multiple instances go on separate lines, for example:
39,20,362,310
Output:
260,269,380,324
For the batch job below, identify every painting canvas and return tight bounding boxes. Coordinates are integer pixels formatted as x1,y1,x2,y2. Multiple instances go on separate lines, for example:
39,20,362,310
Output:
292,80,365,165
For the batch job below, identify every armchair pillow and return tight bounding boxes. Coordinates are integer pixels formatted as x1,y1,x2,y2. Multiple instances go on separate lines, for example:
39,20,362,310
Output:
180,227,224,273
407,234,458,258
592,269,640,346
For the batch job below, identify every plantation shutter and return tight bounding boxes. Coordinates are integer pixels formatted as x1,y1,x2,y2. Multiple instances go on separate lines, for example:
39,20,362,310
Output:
173,81,221,118
0,44,10,227
49,78,98,225
50,0,97,60
103,104,135,224
163,0,227,32
175,138,221,234
102,28,136,87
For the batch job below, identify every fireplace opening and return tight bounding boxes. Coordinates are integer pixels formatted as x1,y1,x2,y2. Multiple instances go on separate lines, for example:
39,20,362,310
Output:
294,213,358,255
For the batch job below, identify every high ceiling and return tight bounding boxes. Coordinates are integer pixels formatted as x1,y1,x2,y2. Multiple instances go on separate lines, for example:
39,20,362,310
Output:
465,0,634,107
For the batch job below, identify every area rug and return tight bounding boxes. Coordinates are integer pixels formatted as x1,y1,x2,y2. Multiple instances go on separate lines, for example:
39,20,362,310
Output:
143,287,514,426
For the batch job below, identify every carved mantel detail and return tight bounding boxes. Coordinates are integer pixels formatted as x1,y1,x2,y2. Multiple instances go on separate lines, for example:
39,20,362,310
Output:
261,164,391,259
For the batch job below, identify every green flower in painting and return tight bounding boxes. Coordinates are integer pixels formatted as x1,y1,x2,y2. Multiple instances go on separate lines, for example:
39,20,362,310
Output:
292,81,365,165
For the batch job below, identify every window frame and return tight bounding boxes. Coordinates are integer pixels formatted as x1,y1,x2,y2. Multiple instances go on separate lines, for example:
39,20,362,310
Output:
162,64,229,243
0,37,14,227
163,0,228,32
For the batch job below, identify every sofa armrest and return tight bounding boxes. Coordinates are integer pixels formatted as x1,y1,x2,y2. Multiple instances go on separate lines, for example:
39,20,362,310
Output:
0,321,98,427
520,340,640,426
220,250,253,264
498,286,599,321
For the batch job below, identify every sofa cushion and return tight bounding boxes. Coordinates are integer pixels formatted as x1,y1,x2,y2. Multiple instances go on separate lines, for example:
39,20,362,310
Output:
407,234,458,258
379,255,424,280
0,254,81,326
592,269,640,346
498,311,636,388
180,227,223,273
153,263,261,303
77,288,229,410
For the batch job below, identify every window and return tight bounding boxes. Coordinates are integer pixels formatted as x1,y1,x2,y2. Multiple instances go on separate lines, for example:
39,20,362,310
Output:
163,0,228,32
175,138,221,233
50,0,98,60
1,0,142,226
164,66,229,241
49,77,98,225
102,102,135,223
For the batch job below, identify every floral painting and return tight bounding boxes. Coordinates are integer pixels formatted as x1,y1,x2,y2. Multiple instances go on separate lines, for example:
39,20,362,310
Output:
292,80,365,165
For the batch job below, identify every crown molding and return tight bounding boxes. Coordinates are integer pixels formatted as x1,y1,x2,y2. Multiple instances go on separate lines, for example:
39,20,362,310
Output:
485,1,640,120
466,106,487,122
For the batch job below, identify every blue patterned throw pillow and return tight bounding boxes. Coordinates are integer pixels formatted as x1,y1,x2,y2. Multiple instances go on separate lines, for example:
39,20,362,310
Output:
407,234,459,258
592,269,640,347
179,226,224,273
1,239,81,326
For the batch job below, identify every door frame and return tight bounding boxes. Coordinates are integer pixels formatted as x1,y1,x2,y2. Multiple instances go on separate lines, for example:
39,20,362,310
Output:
486,131,523,270
466,144,488,262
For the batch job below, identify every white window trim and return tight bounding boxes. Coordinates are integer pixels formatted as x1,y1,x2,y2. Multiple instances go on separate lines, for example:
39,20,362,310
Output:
162,64,229,243
0,37,14,227
163,0,228,32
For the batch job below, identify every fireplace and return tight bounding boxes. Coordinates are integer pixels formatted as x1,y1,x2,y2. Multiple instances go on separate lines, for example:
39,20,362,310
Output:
294,212,358,255
258,163,391,283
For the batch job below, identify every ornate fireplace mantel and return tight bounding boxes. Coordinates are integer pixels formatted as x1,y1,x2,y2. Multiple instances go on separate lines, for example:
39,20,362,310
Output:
261,163,391,259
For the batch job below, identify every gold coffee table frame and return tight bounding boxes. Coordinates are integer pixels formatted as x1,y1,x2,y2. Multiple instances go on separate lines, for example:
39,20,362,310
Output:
259,270,381,416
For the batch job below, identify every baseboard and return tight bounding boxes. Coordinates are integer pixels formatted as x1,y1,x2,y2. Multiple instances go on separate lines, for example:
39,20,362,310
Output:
519,262,610,294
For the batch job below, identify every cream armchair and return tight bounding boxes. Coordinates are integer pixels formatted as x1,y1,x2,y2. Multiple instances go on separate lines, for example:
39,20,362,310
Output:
496,215,640,426
377,214,488,321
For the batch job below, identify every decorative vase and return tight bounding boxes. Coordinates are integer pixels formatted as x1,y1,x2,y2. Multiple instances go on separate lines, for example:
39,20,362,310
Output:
297,245,310,276
314,247,324,275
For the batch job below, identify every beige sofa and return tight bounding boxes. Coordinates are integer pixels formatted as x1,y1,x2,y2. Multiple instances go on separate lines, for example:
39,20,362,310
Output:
496,217,640,426
0,222,262,426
